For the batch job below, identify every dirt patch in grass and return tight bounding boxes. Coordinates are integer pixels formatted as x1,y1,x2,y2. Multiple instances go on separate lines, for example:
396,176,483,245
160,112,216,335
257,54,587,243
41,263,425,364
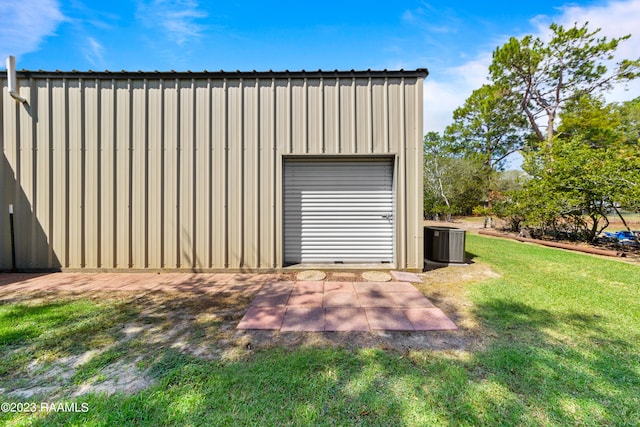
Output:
0,264,500,399
424,217,499,234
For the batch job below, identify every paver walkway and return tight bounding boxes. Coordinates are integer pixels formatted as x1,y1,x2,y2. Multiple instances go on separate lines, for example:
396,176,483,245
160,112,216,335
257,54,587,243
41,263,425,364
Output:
237,280,457,332
0,273,458,332
0,272,280,293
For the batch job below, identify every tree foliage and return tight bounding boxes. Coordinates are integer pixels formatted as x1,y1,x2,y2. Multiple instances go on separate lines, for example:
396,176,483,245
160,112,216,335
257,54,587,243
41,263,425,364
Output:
490,22,640,144
423,132,484,220
445,84,528,207
446,84,528,169
515,96,640,241
428,21,640,239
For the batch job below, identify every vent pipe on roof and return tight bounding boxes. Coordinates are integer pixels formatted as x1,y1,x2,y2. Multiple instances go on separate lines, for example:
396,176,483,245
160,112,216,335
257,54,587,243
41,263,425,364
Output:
6,56,27,104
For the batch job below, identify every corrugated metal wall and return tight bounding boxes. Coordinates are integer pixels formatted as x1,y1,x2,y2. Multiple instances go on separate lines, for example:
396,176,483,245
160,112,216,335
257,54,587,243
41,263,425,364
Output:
0,70,425,271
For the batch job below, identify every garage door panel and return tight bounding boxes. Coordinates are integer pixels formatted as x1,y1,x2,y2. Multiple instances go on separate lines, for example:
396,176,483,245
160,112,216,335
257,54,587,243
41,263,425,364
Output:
283,160,394,264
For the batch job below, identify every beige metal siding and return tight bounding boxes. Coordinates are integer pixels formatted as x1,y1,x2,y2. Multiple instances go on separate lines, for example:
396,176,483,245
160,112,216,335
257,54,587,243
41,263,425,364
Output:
1,70,425,271
147,79,162,268
408,77,424,268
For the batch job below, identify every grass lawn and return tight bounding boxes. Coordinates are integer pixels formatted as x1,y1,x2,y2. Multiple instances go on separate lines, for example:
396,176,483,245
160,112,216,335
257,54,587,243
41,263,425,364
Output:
1,235,639,426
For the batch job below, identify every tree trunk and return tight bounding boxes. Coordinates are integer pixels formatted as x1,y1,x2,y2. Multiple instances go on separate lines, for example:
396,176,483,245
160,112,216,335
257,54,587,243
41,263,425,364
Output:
434,157,451,211
546,109,556,147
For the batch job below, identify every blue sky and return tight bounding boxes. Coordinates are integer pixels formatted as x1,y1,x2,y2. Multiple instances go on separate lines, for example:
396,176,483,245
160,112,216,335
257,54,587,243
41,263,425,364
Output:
2,0,640,137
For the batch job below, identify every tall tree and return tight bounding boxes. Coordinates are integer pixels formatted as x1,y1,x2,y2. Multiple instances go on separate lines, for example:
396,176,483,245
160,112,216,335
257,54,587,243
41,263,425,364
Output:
447,84,527,169
489,22,640,146
445,83,528,207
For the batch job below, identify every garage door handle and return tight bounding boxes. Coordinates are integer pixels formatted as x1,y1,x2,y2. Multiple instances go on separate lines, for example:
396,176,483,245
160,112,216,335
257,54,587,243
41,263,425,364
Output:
382,214,393,220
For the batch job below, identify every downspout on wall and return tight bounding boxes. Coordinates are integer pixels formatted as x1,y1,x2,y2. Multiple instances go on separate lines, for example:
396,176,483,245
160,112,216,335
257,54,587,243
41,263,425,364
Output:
6,56,27,104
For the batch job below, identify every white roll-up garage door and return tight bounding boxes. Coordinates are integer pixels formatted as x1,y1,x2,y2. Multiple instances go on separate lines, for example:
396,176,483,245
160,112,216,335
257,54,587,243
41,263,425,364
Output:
283,159,395,264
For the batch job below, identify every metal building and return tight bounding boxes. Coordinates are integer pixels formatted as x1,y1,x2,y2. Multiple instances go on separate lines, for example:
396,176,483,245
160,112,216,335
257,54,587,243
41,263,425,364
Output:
1,68,427,272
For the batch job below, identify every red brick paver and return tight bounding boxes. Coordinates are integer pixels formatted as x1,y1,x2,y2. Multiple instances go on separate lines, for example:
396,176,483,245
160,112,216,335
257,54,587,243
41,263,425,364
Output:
292,281,324,293
250,290,291,306
324,291,359,307
365,308,414,330
237,307,286,330
405,308,458,331
0,272,258,294
324,281,354,292
386,291,435,308
389,271,422,283
238,280,457,332
288,292,324,307
325,307,369,331
281,307,325,332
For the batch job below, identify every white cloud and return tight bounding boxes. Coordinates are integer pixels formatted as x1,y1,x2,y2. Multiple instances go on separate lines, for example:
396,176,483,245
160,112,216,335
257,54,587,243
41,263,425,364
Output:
137,0,207,45
402,10,417,24
423,0,640,135
534,0,640,105
536,0,640,53
424,53,492,133
0,0,65,62
83,36,104,68
402,6,458,34
424,80,466,133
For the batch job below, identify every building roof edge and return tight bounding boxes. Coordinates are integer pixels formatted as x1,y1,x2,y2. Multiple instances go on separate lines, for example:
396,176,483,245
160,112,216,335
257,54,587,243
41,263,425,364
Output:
14,68,429,80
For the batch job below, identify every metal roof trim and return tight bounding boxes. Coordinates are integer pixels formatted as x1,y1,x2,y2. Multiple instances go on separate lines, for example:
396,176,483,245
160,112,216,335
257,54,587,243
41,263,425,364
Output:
14,68,429,79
